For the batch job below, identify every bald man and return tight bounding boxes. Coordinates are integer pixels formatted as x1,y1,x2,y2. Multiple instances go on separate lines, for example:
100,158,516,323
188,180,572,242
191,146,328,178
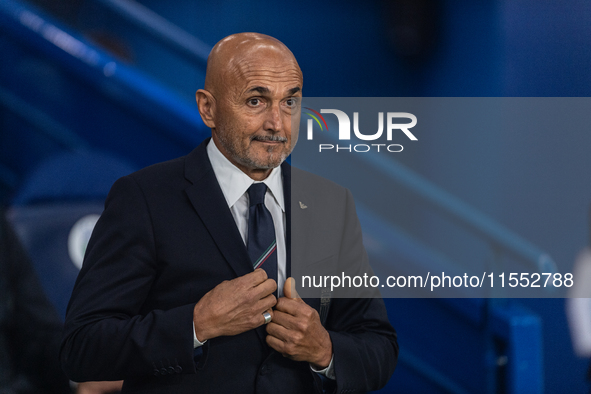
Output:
61,33,398,394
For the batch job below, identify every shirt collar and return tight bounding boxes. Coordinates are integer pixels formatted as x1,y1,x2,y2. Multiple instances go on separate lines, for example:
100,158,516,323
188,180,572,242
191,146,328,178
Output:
207,139,285,211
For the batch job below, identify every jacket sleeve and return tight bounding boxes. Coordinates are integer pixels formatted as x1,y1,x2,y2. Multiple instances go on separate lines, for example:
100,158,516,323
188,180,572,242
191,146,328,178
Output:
60,175,196,382
326,189,399,393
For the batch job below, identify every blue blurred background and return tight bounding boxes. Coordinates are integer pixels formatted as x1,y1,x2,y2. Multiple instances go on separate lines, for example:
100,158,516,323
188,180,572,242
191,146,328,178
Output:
1,0,590,392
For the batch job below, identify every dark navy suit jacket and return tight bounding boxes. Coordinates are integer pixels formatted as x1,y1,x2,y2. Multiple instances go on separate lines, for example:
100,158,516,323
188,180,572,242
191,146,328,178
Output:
60,138,398,394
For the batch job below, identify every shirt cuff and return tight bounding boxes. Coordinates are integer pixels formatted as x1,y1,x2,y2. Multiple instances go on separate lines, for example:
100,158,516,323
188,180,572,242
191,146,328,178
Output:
310,354,335,380
193,323,207,348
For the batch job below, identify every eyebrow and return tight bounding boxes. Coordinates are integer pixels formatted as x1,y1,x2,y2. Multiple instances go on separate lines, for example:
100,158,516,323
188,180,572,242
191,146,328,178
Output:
247,86,270,94
246,86,302,95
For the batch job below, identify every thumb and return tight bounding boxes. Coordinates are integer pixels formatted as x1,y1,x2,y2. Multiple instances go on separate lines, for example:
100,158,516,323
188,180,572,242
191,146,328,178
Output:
283,277,302,300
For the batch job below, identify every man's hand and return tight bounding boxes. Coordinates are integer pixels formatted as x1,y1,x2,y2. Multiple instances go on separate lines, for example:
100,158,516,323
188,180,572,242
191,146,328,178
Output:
266,278,333,369
193,268,277,340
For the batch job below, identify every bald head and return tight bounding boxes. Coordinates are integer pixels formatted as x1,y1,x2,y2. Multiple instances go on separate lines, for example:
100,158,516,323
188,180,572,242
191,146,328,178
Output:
204,33,302,96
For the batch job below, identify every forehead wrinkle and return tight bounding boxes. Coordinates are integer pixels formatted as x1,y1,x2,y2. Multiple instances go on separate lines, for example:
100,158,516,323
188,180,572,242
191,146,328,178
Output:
238,68,302,84
240,78,302,96
241,75,303,87
231,64,302,98
240,68,302,77
233,61,301,78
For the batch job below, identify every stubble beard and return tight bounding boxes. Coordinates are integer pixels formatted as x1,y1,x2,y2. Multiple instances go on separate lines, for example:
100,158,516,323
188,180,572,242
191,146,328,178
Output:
216,129,292,170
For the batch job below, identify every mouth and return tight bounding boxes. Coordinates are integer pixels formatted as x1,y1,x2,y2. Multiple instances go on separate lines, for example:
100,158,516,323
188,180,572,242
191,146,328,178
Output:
252,136,287,145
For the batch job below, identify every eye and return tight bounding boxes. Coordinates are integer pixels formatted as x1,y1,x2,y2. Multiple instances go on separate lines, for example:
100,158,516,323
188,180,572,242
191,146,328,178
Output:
285,97,299,108
248,98,262,106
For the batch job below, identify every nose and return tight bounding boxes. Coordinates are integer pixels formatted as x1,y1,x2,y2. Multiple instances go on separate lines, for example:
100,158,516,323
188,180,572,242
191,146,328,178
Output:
263,103,283,133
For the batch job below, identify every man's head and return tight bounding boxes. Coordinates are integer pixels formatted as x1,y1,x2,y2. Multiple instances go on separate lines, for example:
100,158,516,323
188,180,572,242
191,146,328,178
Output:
196,33,303,180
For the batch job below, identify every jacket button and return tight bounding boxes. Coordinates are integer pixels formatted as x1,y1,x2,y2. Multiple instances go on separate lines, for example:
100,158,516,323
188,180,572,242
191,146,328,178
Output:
260,365,268,375
153,369,159,376
167,366,175,374
175,366,183,373
160,368,168,375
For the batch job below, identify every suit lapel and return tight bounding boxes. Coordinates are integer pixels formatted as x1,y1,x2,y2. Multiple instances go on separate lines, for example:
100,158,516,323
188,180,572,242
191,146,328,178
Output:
282,163,322,314
184,139,253,278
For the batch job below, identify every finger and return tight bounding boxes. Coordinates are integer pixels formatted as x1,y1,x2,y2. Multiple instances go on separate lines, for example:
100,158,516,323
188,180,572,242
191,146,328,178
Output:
265,307,274,321
256,293,277,312
253,278,277,298
283,277,298,299
266,332,287,354
253,298,276,325
275,297,306,315
269,309,300,330
247,268,268,286
266,320,291,340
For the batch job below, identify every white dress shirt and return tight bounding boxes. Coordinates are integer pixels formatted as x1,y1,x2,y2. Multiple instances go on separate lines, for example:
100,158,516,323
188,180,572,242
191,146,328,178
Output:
206,139,287,297
193,139,335,379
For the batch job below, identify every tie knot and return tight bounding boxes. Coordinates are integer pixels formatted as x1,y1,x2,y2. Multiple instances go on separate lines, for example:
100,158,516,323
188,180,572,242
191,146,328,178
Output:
248,183,267,206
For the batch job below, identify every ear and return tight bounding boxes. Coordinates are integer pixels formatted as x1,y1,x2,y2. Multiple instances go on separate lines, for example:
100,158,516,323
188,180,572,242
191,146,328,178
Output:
196,89,216,129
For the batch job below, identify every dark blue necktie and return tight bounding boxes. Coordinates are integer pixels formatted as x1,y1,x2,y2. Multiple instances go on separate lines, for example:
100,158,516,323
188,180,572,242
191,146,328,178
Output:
247,183,278,285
